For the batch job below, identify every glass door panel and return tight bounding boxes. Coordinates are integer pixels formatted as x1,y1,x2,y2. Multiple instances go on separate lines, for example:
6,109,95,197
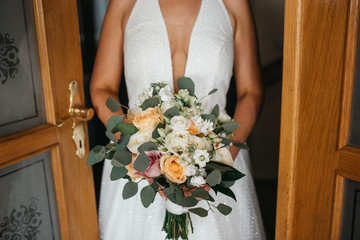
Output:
0,0,46,137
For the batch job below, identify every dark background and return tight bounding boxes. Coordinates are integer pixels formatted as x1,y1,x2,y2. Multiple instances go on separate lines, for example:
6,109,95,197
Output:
77,1,283,239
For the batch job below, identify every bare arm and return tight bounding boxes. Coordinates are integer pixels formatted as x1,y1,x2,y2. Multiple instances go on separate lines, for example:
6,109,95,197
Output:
224,0,263,159
90,0,134,133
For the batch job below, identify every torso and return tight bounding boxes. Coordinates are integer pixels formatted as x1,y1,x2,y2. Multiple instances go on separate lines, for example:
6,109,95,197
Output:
121,0,236,91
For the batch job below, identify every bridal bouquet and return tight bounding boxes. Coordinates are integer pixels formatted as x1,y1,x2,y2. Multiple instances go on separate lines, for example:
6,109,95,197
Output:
87,77,248,239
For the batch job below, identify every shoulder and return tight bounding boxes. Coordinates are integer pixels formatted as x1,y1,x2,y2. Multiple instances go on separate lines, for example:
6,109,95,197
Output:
223,0,254,34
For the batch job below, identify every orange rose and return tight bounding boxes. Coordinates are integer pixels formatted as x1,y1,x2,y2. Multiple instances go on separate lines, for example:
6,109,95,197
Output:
132,107,163,132
187,121,199,135
160,154,187,184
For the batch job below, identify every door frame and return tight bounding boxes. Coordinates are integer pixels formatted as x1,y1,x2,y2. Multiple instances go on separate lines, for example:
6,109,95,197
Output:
276,0,358,239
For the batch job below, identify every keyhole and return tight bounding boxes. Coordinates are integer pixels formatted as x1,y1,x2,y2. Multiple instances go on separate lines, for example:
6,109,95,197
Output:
79,140,83,149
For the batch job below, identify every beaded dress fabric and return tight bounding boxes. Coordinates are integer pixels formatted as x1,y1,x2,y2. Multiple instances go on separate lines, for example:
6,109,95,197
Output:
98,0,266,239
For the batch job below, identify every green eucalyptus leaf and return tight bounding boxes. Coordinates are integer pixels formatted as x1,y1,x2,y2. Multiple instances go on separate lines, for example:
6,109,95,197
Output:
191,188,210,200
107,115,123,133
177,196,198,207
163,187,175,196
216,203,232,216
105,150,115,160
151,181,159,192
116,123,138,135
211,104,220,118
105,130,117,143
206,169,222,186
134,152,149,172
208,88,218,96
140,185,156,208
221,138,231,146
122,181,138,199
232,142,250,150
138,142,158,153
105,96,121,113
164,106,179,118
112,149,132,166
87,145,105,166
110,167,128,180
177,77,195,96
142,97,160,110
201,114,216,124
116,135,131,150
189,207,208,217
152,122,165,138
222,121,239,132
111,159,123,167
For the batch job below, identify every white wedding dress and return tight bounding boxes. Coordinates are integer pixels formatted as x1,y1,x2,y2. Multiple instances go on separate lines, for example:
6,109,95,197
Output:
99,0,266,239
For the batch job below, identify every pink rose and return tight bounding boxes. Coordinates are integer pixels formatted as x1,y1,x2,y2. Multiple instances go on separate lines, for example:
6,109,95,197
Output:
134,150,162,178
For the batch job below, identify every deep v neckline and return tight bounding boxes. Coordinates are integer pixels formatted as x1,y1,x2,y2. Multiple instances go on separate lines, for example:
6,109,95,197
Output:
157,0,203,91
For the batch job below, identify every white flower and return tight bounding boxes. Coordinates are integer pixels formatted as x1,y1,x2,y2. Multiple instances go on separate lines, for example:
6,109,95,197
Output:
191,116,214,135
177,89,189,99
217,111,232,124
185,164,197,176
214,145,234,166
169,116,190,132
188,96,197,107
165,130,190,153
199,167,207,177
159,86,173,102
190,176,206,187
189,136,211,150
193,149,210,168
127,131,152,153
161,101,178,112
138,91,150,105
146,87,154,97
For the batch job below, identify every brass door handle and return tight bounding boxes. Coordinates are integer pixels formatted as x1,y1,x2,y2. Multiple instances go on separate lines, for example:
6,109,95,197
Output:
56,107,94,127
56,80,94,158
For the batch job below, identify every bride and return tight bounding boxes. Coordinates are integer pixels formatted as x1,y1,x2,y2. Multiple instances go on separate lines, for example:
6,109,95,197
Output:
90,0,265,239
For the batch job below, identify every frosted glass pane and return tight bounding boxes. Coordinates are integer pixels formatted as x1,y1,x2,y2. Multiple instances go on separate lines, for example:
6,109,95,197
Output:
0,152,61,239
0,0,46,137
341,179,360,239
349,12,360,147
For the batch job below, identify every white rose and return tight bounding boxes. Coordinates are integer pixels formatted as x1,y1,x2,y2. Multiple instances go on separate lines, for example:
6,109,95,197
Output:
189,136,211,150
193,149,210,168
217,111,232,124
190,176,206,187
159,87,173,102
214,145,234,166
165,130,190,153
127,131,152,153
169,116,190,132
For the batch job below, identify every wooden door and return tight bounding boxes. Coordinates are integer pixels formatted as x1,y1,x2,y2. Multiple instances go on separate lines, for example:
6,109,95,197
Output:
0,0,98,239
276,0,360,239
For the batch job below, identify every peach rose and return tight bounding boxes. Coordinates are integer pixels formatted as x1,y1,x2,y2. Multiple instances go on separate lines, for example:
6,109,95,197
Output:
132,107,163,132
160,154,187,184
